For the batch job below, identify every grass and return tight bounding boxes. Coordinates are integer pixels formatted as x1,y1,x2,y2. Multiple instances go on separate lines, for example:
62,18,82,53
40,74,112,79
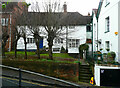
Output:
5,51,73,59
5,51,36,55
4,51,78,63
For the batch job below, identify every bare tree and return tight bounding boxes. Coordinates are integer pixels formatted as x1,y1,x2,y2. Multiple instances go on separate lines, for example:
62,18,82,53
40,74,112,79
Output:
18,11,30,59
12,2,28,58
27,2,43,59
41,0,66,60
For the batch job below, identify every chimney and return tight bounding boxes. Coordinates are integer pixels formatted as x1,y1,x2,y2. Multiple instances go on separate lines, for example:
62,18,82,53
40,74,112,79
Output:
63,2,67,13
88,12,90,16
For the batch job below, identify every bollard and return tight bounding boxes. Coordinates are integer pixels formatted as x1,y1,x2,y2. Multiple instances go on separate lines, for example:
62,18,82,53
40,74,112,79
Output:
19,69,22,87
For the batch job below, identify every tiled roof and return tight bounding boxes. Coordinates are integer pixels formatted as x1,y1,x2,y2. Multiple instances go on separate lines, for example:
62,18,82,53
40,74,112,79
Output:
19,12,91,26
92,9,98,16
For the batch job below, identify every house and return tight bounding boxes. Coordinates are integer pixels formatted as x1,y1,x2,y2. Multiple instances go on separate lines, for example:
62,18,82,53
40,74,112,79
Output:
92,0,120,62
17,3,92,54
1,2,28,51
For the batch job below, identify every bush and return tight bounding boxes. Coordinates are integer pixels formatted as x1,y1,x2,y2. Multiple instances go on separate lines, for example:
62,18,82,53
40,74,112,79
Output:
107,51,116,61
40,49,48,54
110,51,116,59
60,46,66,53
2,59,78,82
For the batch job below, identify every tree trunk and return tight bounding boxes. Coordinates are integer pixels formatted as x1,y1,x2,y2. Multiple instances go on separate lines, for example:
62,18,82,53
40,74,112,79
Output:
48,45,53,60
24,38,27,59
2,44,5,58
36,42,40,59
15,40,17,58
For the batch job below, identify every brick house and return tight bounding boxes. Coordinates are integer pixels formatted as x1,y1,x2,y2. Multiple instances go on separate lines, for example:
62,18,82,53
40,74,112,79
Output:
1,2,28,51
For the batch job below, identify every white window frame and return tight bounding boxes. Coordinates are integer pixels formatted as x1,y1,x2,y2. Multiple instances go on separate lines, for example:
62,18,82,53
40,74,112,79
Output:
105,41,110,49
1,18,9,26
54,38,63,44
69,26,75,29
68,39,79,48
1,18,5,26
6,18,9,26
27,38,35,44
105,17,110,33
105,0,110,6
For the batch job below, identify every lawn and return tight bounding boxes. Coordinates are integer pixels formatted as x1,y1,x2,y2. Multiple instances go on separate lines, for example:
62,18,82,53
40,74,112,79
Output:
5,51,73,58
5,51,78,64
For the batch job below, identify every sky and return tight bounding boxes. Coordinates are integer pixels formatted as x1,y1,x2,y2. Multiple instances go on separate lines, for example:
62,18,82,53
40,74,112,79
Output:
26,0,100,16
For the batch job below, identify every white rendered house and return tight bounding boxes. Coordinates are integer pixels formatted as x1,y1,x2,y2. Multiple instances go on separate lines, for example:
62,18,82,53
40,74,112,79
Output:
17,3,91,54
17,13,91,53
92,0,120,62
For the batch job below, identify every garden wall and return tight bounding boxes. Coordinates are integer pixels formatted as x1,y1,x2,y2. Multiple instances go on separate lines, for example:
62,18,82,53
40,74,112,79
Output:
2,60,79,81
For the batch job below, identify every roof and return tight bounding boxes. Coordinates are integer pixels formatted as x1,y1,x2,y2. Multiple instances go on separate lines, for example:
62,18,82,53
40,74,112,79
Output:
2,2,18,12
96,0,103,19
92,9,98,16
19,12,91,26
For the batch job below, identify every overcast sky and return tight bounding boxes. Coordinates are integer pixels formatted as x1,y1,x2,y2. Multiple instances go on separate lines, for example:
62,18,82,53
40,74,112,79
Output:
26,0,99,15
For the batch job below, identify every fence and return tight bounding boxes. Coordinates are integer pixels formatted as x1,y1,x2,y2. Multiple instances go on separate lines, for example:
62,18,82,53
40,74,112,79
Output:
1,64,83,88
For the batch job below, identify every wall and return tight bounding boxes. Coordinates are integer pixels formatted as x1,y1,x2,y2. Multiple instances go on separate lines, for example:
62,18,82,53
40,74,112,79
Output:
17,26,87,53
92,12,98,52
118,1,120,62
94,64,120,86
98,0,119,61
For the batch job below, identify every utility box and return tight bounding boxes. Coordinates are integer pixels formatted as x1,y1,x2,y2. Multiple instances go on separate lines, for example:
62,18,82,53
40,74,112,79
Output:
94,64,120,87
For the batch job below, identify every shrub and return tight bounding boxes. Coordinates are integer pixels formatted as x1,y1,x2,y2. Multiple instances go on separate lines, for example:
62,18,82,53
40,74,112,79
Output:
40,49,48,54
2,59,78,82
60,46,66,53
110,51,116,59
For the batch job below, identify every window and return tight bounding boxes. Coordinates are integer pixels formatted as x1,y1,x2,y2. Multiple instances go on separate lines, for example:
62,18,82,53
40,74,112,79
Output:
53,48,60,52
27,38,35,43
68,39,79,48
105,0,110,6
54,38,63,44
1,18,9,26
6,18,9,26
105,17,110,33
69,26,75,29
86,25,91,32
1,18,5,26
105,41,110,49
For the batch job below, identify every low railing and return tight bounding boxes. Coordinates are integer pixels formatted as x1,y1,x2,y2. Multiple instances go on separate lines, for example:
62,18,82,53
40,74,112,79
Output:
0,65,84,88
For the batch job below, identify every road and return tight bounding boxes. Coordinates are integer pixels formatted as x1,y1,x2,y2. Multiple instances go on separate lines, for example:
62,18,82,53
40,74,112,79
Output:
1,76,52,88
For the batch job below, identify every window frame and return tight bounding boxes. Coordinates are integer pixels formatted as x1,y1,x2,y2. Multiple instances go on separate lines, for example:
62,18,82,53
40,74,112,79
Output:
1,18,9,26
1,18,5,26
105,0,110,7
105,41,110,49
54,38,63,44
68,39,79,48
27,38,35,44
105,16,110,33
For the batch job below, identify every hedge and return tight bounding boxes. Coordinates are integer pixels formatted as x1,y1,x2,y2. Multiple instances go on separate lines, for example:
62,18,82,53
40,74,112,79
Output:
2,60,79,82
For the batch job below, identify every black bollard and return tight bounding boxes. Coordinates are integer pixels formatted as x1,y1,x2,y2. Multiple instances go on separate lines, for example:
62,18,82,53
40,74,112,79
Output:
19,69,22,87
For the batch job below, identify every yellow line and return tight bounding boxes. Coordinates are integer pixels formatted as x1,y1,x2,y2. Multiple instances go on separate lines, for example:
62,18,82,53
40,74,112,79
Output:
0,76,47,86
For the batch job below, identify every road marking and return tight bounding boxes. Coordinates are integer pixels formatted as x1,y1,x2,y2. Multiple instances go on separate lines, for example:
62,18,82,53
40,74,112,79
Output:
0,76,47,86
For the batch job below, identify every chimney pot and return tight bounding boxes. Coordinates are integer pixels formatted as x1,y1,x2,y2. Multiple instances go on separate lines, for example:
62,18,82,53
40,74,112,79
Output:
63,2,67,13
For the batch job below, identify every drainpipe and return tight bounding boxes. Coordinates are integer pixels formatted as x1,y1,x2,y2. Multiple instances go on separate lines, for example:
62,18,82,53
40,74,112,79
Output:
9,13,12,52
92,19,94,58
97,19,98,51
